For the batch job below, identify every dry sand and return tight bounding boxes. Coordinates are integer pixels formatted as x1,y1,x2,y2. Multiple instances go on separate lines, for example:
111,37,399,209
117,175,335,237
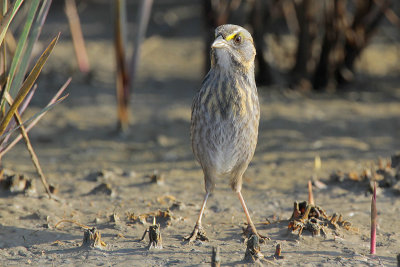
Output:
1,1,400,266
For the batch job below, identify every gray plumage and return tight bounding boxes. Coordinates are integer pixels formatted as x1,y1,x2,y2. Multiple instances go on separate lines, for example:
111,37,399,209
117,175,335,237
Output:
185,24,263,243
191,24,260,193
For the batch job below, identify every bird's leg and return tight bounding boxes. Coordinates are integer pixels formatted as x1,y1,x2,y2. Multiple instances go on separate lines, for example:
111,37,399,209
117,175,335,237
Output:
237,191,269,241
184,192,209,242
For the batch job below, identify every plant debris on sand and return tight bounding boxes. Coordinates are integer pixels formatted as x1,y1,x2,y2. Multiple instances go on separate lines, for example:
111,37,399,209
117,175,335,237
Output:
0,170,35,195
140,218,163,249
127,209,175,228
1,1,400,266
329,154,400,194
288,201,357,237
81,227,107,249
244,234,264,262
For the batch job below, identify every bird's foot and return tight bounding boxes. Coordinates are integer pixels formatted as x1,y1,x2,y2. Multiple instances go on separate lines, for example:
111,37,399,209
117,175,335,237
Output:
242,224,269,243
184,224,209,243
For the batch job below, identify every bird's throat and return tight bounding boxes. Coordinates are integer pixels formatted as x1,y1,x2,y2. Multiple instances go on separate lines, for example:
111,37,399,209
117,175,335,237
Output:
212,48,234,71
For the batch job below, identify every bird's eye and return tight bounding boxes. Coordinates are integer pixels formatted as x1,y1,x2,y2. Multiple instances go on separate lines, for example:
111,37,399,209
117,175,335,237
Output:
234,34,242,44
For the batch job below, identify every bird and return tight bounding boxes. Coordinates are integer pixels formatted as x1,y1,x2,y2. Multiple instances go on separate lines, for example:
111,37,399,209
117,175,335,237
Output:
186,24,263,242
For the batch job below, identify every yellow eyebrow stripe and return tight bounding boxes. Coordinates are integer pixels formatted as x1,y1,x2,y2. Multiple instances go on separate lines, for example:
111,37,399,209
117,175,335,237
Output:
226,31,241,41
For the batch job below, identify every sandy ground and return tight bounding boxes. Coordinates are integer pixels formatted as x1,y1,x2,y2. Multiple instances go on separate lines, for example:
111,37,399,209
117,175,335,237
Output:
1,1,400,266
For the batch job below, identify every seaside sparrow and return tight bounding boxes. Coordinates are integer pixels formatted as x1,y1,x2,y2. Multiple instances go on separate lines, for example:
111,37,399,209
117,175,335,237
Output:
186,24,263,242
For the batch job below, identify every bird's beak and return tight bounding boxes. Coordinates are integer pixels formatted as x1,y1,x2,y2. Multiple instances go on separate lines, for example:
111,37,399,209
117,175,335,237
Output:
212,36,229,49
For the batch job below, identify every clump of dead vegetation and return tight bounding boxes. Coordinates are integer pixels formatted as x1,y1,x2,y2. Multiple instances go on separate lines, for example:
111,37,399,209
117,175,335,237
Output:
288,200,357,237
140,217,163,249
288,178,357,237
330,154,400,194
81,227,107,249
127,209,175,228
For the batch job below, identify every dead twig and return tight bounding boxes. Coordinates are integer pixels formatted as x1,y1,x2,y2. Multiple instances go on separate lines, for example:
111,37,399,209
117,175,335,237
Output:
274,243,284,259
114,0,129,132
4,92,52,198
54,219,91,229
65,0,90,73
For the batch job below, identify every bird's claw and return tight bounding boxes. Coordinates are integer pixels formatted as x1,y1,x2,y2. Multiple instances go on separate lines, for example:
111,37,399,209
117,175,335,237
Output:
184,224,209,243
242,225,269,243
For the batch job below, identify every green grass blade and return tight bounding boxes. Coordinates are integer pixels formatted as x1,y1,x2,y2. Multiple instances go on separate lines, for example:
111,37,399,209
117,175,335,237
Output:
2,1,7,15
3,0,40,101
12,0,52,92
0,0,24,46
0,33,59,137
1,0,8,17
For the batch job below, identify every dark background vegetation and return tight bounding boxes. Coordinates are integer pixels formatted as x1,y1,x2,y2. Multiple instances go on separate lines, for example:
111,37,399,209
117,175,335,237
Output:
0,1,399,265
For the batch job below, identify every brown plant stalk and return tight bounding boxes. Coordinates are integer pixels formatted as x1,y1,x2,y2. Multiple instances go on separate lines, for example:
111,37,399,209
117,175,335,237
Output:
114,0,129,132
65,0,90,73
5,92,52,198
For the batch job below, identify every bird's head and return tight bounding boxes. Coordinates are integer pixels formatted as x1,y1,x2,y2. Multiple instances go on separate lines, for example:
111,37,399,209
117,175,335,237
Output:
210,24,256,72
